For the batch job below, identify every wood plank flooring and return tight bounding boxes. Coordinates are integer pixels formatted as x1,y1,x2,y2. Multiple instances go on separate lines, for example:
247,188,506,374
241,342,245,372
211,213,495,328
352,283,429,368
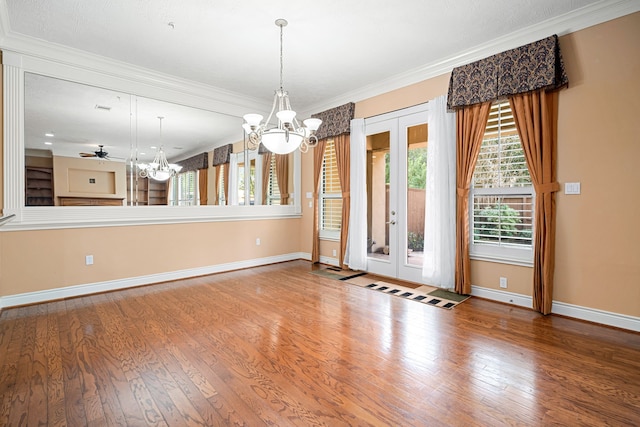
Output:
1,260,639,426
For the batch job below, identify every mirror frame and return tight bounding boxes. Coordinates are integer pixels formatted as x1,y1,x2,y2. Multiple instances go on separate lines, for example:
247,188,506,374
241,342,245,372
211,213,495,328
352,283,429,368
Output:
3,51,302,230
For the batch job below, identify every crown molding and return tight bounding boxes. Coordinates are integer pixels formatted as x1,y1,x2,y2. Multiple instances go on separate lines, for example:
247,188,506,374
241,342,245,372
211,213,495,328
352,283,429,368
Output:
1,0,638,119
304,0,640,114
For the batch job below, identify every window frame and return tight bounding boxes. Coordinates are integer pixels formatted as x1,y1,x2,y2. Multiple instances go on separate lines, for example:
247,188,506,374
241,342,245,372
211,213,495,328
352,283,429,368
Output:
469,101,534,266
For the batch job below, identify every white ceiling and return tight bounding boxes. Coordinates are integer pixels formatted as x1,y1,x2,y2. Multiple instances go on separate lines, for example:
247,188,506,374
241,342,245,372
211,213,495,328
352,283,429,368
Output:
1,0,636,161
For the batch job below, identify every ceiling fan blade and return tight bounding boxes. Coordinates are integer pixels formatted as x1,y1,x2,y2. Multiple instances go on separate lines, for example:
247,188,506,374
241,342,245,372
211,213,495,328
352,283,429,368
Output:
79,152,97,157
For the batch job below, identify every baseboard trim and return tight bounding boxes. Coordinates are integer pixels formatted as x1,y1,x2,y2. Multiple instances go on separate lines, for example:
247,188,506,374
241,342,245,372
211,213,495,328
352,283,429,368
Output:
551,301,640,332
471,286,533,309
319,255,340,267
471,285,640,332
0,252,306,309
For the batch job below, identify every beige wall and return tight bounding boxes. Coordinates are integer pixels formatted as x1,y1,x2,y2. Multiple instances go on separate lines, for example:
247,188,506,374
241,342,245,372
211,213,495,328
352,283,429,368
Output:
348,13,640,317
52,155,127,204
0,218,301,296
1,13,638,320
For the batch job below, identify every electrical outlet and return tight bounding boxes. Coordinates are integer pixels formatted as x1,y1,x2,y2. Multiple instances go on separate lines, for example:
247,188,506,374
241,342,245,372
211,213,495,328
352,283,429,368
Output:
85,255,94,265
255,238,261,246
332,249,337,257
499,277,507,288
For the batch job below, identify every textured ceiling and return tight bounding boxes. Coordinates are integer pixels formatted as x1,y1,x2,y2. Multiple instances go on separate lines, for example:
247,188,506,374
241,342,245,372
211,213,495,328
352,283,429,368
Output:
1,0,630,161
4,0,603,111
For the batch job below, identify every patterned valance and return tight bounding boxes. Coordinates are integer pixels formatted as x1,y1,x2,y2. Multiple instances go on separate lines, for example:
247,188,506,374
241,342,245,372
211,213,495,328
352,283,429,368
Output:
177,152,208,172
212,144,233,166
447,35,568,110
311,102,355,141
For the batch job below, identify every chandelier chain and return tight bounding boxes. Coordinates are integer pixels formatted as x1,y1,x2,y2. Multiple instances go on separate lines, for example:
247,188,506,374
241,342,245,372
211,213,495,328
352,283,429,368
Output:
279,22,284,92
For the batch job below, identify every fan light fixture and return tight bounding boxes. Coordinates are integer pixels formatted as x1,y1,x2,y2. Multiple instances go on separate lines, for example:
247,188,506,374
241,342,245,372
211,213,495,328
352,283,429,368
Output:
242,19,322,155
138,116,182,182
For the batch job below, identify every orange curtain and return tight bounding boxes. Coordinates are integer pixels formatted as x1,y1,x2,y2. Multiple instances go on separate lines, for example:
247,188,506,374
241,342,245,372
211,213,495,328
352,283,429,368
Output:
334,135,350,269
212,166,220,205
311,140,328,263
223,164,230,205
261,153,272,205
509,90,560,314
455,101,492,295
198,168,208,205
275,154,289,205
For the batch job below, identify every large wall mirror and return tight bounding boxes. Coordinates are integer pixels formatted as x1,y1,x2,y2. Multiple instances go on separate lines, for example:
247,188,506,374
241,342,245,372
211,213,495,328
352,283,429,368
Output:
3,51,301,229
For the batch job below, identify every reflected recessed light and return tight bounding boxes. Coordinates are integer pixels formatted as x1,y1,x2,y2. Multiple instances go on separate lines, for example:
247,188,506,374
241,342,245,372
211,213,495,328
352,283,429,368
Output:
150,146,157,149
45,132,54,137
44,141,52,145
140,152,146,156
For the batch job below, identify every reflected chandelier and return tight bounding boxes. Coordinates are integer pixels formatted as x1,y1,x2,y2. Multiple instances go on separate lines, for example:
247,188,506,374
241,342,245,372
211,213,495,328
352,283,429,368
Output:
138,116,182,182
242,19,322,155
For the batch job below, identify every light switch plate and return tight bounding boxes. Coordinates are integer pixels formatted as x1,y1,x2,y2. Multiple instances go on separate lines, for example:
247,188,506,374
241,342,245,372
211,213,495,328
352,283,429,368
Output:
565,182,581,195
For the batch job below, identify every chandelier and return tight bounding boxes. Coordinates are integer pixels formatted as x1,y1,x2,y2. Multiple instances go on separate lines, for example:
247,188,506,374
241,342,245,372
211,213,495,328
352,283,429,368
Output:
242,19,322,154
138,116,182,182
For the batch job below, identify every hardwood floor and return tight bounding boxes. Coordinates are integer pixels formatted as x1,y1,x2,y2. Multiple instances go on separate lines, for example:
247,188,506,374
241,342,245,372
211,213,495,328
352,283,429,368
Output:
1,260,639,426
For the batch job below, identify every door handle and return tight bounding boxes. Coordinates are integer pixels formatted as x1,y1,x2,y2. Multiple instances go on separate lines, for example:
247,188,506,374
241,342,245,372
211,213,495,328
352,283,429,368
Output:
386,220,396,225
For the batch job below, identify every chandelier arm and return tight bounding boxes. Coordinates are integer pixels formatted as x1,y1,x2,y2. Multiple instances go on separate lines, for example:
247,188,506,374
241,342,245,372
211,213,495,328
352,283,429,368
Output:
263,91,280,130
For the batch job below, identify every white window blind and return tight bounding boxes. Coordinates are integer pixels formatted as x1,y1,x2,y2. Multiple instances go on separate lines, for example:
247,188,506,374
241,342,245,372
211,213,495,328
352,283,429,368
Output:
169,170,198,206
470,101,534,263
320,140,342,238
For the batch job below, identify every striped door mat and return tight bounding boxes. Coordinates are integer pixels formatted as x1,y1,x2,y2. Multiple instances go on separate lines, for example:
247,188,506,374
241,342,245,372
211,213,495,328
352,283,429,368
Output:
311,267,470,309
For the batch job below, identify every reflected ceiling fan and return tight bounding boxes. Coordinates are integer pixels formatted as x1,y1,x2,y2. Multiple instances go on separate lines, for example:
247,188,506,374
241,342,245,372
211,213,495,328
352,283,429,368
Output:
79,145,122,160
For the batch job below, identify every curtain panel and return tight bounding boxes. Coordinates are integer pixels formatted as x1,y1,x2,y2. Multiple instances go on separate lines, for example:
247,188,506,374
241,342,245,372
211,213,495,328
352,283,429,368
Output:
454,102,492,295
311,102,355,141
422,95,457,289
334,134,351,269
509,90,560,315
261,152,272,205
213,166,220,205
198,169,208,205
177,152,208,172
311,140,327,263
275,154,289,205
447,35,568,110
344,118,367,271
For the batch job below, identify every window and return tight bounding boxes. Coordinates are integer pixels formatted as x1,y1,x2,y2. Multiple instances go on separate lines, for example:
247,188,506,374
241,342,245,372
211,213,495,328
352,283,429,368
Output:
237,157,256,206
319,139,342,239
266,155,281,205
470,101,534,264
169,170,199,206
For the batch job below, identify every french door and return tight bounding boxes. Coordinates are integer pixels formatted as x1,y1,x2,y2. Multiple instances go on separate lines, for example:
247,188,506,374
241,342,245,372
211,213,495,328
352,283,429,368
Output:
365,104,428,283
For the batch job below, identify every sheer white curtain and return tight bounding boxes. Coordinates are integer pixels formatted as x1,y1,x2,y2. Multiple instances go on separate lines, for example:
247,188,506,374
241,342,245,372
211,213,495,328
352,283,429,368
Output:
228,153,239,205
422,95,457,288
344,118,367,271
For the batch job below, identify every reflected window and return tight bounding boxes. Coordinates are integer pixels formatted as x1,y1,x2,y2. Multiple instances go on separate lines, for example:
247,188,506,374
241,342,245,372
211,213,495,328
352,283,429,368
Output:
266,155,281,205
169,171,199,206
